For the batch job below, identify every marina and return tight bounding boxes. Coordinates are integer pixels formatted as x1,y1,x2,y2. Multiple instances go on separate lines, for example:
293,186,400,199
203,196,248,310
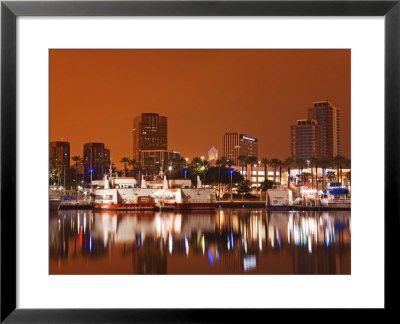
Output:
51,177,351,211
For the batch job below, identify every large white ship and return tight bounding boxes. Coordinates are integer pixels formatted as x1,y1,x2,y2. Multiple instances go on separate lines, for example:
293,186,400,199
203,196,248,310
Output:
92,174,216,211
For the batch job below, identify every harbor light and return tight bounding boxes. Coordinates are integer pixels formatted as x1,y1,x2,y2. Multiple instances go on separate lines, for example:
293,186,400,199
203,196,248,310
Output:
229,168,234,202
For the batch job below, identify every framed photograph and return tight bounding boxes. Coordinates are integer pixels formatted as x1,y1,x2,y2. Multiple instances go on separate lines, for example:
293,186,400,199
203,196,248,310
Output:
1,0,398,321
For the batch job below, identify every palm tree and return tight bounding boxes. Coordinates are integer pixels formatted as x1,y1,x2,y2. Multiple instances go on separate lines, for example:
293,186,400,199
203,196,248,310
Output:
309,156,319,189
120,157,130,177
246,156,258,184
127,159,137,177
220,156,228,168
319,158,330,189
269,158,281,183
238,155,247,175
277,159,283,184
333,155,345,185
216,158,223,197
97,156,111,176
191,157,202,166
201,160,209,183
50,158,63,186
171,156,186,177
71,156,82,187
261,158,269,182
284,157,295,187
56,159,64,186
295,158,306,186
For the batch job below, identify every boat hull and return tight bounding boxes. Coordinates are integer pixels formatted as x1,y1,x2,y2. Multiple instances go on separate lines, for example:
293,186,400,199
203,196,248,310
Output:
49,199,60,211
266,205,293,210
94,203,156,211
166,203,216,210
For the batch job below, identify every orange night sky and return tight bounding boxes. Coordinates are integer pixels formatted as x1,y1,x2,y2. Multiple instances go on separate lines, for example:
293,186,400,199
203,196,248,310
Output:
50,49,350,168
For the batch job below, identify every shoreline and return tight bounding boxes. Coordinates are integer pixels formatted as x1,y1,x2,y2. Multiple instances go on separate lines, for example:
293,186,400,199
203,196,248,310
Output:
57,201,350,211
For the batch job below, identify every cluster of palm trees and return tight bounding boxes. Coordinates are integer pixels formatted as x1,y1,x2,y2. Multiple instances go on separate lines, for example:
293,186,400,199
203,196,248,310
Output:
256,155,351,189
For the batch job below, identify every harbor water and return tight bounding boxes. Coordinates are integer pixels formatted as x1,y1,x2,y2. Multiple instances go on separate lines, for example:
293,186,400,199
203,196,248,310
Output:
49,208,350,275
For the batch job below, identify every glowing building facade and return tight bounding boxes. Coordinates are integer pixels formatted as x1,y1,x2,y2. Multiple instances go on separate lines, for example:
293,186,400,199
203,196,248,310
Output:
222,133,258,166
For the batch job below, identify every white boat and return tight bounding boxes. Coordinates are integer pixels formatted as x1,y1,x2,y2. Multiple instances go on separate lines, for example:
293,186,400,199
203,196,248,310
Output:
319,187,351,209
49,185,61,211
266,186,293,208
92,174,216,211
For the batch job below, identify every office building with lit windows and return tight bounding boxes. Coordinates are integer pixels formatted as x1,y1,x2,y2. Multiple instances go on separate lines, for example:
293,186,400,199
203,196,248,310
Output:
291,100,342,160
290,119,321,159
140,150,181,168
222,132,258,166
307,100,342,159
133,113,168,163
49,141,70,169
83,142,110,180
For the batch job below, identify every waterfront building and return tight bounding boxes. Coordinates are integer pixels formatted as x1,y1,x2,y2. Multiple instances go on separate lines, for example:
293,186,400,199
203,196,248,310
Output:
133,113,167,163
233,165,280,188
307,100,342,159
222,133,258,166
83,142,111,180
49,141,70,169
233,164,350,189
290,119,321,159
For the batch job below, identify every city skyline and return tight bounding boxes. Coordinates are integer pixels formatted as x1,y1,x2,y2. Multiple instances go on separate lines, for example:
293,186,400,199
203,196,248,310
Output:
50,49,350,168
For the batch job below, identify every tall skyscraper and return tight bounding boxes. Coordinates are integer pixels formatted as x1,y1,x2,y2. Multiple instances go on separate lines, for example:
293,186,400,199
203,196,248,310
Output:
290,119,321,159
83,142,110,180
49,141,70,169
133,113,168,163
222,133,258,166
307,100,341,159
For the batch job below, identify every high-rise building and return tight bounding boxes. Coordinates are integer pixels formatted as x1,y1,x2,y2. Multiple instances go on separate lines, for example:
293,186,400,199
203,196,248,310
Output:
222,133,258,166
49,141,70,169
290,119,321,159
133,113,167,163
83,142,110,180
307,100,341,159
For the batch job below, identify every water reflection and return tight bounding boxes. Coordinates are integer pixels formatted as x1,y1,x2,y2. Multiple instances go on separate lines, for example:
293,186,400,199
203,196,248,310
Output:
49,209,350,274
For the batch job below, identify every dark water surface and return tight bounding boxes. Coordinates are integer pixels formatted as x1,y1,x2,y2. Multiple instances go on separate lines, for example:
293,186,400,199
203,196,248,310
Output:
49,208,350,274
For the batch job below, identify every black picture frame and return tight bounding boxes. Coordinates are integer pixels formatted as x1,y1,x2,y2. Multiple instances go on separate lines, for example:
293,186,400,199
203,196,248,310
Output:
1,0,399,322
